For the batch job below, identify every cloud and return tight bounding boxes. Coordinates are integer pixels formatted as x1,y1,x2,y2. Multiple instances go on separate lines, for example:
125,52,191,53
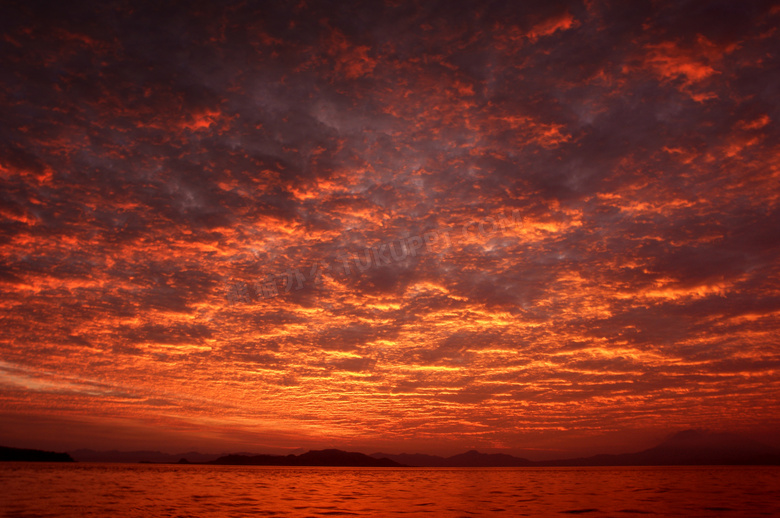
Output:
1,0,779,454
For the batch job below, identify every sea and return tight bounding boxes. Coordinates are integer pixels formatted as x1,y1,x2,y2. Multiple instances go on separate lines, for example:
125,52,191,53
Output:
1,463,779,517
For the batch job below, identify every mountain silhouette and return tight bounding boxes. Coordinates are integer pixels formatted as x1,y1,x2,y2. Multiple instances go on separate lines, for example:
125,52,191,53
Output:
367,452,449,467
372,430,780,466
0,446,74,462
59,429,780,467
210,449,404,467
632,429,780,465
443,450,534,467
69,449,224,463
539,430,780,466
370,449,533,467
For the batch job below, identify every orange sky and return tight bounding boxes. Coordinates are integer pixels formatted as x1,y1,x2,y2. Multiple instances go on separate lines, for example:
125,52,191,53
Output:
1,0,779,458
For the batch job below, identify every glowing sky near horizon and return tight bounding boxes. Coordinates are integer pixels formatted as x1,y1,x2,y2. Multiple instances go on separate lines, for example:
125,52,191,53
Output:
1,0,779,456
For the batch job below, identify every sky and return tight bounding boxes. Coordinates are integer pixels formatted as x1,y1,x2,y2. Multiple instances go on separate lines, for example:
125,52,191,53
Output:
1,0,779,459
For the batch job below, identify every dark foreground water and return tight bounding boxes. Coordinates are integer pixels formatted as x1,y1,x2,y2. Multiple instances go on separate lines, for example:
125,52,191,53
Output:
1,463,779,517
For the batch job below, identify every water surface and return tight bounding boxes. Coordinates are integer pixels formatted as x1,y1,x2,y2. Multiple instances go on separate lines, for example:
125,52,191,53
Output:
1,463,779,516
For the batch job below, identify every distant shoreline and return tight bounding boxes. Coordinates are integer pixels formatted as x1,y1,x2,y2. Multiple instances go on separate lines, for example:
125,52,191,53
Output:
0,446,74,463
7,430,780,467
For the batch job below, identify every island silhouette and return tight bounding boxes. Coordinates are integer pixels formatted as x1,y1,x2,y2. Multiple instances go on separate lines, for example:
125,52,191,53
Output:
6,430,779,466
372,430,780,467
0,446,74,462
210,449,404,467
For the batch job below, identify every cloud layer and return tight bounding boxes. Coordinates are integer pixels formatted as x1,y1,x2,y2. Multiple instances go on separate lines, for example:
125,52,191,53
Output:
1,0,779,455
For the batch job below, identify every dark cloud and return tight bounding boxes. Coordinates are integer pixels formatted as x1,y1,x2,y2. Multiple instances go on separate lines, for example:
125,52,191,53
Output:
1,0,779,455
